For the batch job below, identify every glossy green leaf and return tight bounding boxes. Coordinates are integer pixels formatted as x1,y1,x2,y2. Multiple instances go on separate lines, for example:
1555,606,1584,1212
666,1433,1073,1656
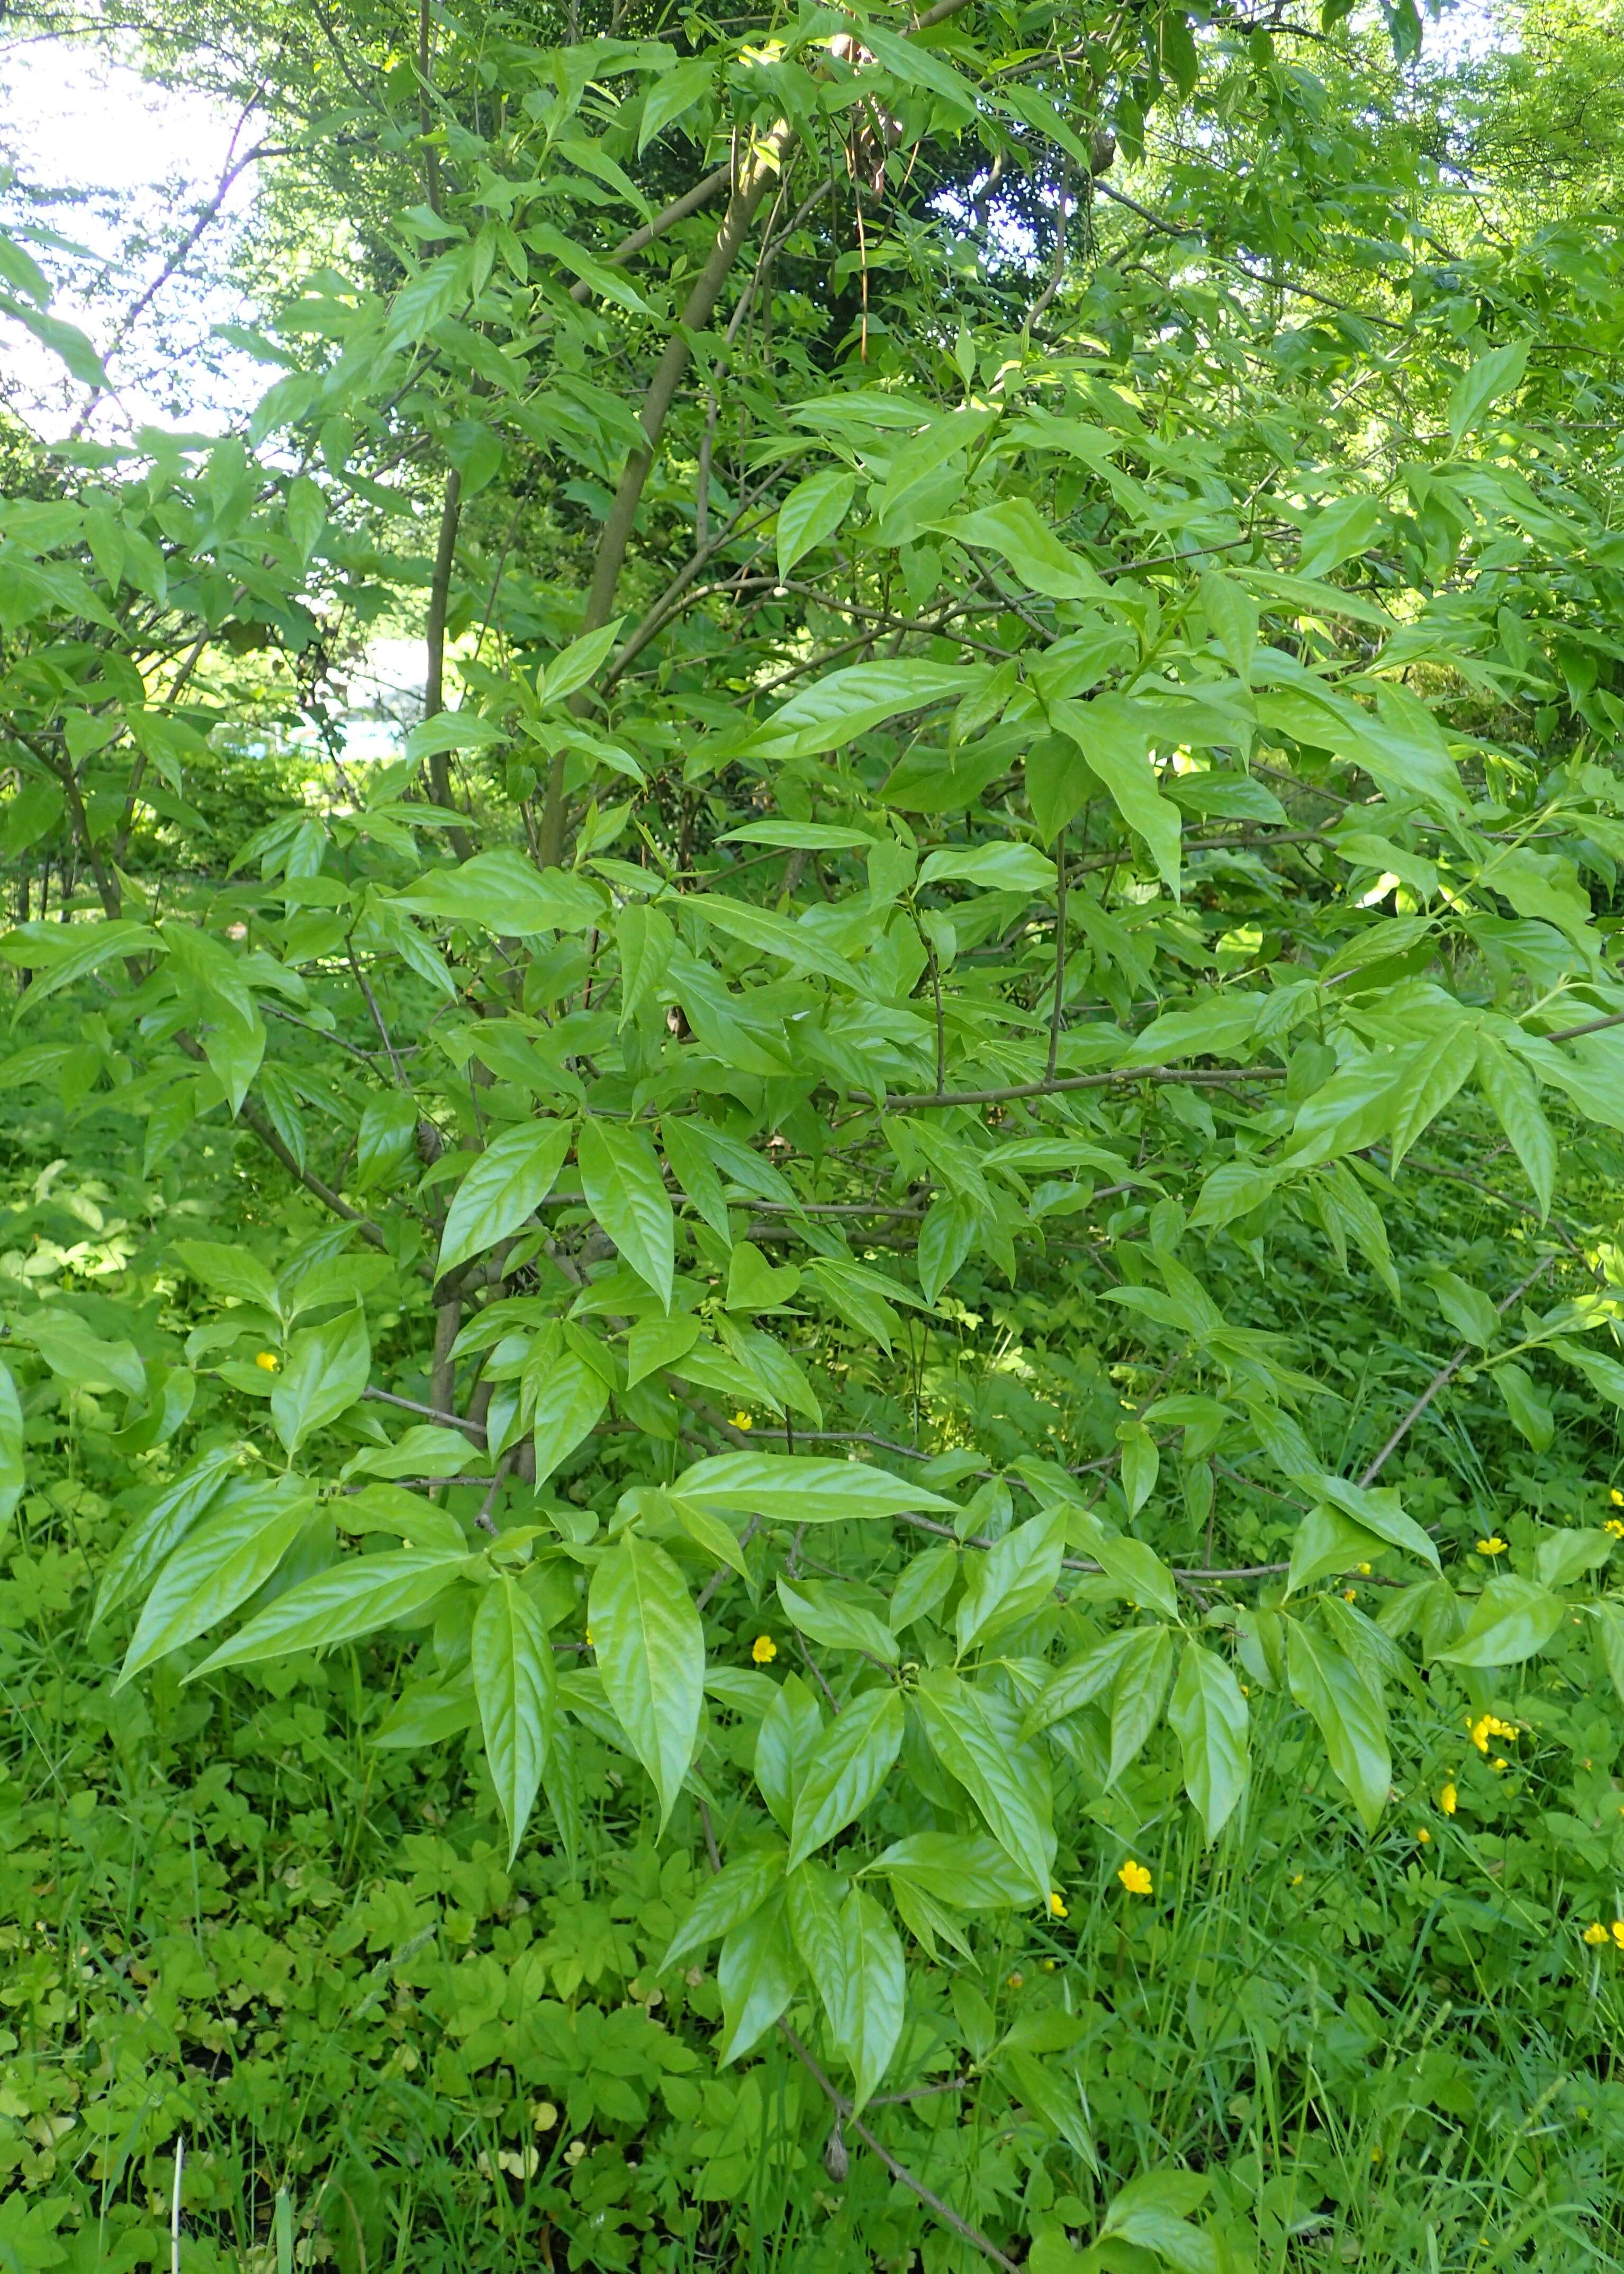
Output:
1448,339,1529,445
1106,1624,1175,1787
438,1120,573,1274
716,1895,798,2064
831,1886,904,2112
589,1533,704,1831
530,1351,609,1484
913,1670,1054,1899
1167,1641,1250,1840
0,1359,22,1525
472,1576,556,1862
1048,693,1182,894
1432,1577,1566,1667
777,470,856,582
663,1843,787,1971
777,1575,897,1662
786,1685,903,1869
867,1832,1037,1910
578,1118,675,1311
954,1504,1065,1658
118,1477,319,1686
189,1549,468,1676
270,1302,370,1456
1286,1619,1390,1832
674,1451,954,1523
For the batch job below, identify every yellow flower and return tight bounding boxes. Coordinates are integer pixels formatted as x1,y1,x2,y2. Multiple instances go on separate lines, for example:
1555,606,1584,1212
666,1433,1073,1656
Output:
1612,1921,1624,1951
1491,1757,1508,1772
585,1629,593,1649
731,1411,753,1430
1118,1860,1153,1897
1357,1562,1372,1576
1006,1971,1023,1989
1049,1891,1068,1919
751,1634,778,1665
1343,1587,1357,1601
1607,1519,1624,1541
1468,1714,1515,1754
1417,1828,1431,1844
1476,1536,1507,1557
1584,1921,1610,1947
1611,1488,1624,1507
1289,1873,1304,1887
255,1351,280,1372
1440,1783,1457,1816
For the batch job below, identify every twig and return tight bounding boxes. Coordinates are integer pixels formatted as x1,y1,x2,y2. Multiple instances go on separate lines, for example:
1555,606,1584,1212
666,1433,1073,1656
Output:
1358,1255,1555,1487
474,1451,515,1535
365,1385,488,1441
777,2026,1020,2274
853,1064,1287,1112
1046,825,1067,1081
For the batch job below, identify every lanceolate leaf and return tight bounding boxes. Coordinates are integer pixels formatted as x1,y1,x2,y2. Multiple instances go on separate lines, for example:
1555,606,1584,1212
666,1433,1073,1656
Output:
1286,1620,1389,1833
786,1685,903,1869
832,1887,905,2113
577,1119,675,1311
93,1444,247,1630
589,1533,704,1831
663,1844,787,1972
673,1453,955,1523
913,1671,1055,1899
438,1120,574,1274
0,1359,24,1526
118,1477,320,1686
472,1576,556,1862
1167,1640,1250,1840
716,1895,798,2064
188,1549,470,1676
271,1304,371,1457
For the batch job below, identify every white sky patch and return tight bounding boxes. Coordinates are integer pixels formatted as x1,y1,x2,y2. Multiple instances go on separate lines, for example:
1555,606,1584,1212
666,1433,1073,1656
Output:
0,37,267,441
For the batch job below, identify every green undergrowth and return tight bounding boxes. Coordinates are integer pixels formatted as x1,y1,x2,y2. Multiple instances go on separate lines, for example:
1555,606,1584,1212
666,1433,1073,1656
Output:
5,1116,1624,2274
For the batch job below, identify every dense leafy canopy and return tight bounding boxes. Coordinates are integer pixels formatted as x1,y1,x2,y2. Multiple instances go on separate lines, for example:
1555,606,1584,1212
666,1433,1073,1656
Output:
8,0,1624,2264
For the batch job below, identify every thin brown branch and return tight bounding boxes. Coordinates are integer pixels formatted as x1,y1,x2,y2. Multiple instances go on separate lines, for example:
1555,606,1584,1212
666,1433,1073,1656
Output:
1357,1254,1555,1487
778,2027,1021,2274
855,1064,1287,1112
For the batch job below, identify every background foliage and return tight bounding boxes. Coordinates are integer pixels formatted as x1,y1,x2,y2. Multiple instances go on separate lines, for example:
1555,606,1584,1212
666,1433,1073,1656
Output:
6,0,1624,2267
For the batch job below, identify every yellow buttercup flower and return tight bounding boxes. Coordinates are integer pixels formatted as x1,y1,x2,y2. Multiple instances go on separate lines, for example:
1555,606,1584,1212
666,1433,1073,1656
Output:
255,1351,280,1372
1049,1891,1068,1919
1611,1488,1624,1507
751,1634,778,1665
1118,1860,1153,1897
1417,1827,1431,1844
1584,1921,1610,1947
1289,1872,1304,1887
1476,1536,1508,1557
1357,1562,1372,1576
731,1411,753,1430
1468,1714,1516,1754
1607,1519,1624,1541
1342,1587,1357,1601
1440,1783,1457,1816
1611,1921,1624,1951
